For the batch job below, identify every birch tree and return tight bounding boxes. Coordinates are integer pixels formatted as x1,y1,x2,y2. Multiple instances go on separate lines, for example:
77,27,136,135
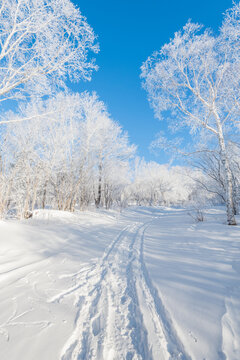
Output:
141,8,240,225
77,92,136,208
1,91,136,217
0,0,98,106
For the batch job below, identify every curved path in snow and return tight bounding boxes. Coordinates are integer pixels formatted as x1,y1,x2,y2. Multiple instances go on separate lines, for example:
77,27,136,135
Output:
55,219,191,360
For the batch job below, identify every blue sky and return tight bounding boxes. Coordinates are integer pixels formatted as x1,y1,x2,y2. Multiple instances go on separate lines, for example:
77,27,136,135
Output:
73,0,233,163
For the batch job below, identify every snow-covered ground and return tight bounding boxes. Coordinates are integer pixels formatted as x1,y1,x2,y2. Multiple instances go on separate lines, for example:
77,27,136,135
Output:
0,207,239,360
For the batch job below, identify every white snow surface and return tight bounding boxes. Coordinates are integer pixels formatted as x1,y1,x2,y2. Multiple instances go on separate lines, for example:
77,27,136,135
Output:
0,207,239,360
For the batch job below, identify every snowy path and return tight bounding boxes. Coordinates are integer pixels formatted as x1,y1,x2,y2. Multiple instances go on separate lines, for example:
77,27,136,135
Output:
0,207,239,360
57,219,190,360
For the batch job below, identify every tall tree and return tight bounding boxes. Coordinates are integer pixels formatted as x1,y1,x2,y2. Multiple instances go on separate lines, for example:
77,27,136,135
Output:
141,6,240,225
0,0,98,107
1,91,135,217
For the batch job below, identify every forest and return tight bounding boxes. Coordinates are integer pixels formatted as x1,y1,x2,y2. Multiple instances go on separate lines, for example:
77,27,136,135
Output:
0,1,239,224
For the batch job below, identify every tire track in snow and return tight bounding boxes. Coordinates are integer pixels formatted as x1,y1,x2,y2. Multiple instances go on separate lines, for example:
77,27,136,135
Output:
60,224,136,360
60,219,191,360
134,223,191,360
101,223,151,360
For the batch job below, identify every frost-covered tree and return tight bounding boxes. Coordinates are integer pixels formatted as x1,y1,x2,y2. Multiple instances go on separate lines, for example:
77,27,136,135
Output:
132,160,172,206
141,4,240,225
92,119,135,208
0,91,135,217
0,0,98,107
2,93,80,216
76,92,136,208
129,159,198,207
191,146,240,214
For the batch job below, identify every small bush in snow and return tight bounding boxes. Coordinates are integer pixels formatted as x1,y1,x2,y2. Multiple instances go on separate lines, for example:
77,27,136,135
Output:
188,209,205,223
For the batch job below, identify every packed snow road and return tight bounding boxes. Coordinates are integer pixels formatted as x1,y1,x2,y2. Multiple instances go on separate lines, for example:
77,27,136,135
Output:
0,207,239,360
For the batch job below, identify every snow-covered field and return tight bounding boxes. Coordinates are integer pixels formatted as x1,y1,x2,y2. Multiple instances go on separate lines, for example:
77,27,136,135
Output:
0,207,239,360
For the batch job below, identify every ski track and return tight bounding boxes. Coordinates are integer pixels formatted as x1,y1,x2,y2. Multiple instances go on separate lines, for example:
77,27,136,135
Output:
59,218,191,360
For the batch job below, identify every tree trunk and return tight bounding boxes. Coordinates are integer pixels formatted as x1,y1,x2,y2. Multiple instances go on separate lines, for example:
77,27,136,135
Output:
222,155,236,224
42,181,48,209
95,162,102,208
31,179,39,212
215,115,237,225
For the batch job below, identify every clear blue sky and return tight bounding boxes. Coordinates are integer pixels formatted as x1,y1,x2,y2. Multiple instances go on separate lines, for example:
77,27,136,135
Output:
72,0,233,163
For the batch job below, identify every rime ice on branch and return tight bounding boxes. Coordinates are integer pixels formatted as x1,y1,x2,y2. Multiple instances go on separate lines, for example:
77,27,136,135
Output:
0,0,98,104
141,4,240,224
